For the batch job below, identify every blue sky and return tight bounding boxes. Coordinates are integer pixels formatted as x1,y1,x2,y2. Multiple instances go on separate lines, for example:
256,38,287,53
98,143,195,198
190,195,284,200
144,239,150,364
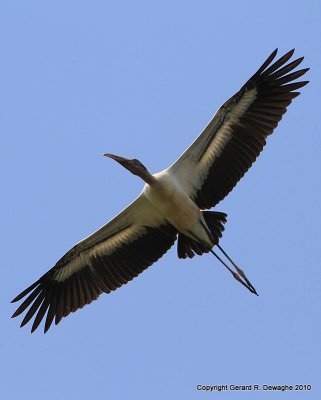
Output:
2,1,320,399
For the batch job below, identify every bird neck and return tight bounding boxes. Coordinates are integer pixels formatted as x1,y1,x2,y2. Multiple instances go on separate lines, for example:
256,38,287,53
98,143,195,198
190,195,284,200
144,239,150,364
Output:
137,169,156,185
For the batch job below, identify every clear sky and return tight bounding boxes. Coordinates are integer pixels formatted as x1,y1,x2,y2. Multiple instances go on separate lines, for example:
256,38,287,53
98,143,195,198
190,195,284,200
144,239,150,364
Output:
2,1,320,399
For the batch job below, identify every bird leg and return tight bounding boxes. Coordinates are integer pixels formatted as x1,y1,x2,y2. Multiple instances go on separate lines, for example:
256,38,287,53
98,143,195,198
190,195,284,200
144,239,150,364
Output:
217,244,258,295
209,246,258,296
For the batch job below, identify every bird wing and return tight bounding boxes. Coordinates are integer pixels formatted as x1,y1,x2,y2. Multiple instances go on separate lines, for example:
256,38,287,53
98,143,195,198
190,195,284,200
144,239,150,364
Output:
11,195,177,333
168,49,309,209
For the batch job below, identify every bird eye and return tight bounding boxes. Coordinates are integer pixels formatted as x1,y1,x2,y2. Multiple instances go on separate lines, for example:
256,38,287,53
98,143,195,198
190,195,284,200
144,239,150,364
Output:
133,159,143,167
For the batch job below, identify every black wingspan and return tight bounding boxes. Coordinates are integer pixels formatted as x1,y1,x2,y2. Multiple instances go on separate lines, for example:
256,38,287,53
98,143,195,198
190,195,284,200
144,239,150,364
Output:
194,49,309,209
11,224,177,333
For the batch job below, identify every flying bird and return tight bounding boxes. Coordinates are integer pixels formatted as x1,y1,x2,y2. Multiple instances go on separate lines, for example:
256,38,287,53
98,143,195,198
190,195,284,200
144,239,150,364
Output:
12,49,309,333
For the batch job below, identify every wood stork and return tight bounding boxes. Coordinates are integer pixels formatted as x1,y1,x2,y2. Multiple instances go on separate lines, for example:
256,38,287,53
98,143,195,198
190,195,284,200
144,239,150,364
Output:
11,49,309,333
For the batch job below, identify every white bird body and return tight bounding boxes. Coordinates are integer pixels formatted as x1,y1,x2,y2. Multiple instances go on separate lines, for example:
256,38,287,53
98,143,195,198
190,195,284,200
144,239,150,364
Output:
11,49,309,333
143,171,211,246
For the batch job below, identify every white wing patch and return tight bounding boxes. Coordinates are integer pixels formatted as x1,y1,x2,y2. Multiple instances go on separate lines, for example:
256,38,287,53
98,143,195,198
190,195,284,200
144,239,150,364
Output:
51,194,168,283
227,87,257,123
168,87,257,197
200,125,233,169
201,88,257,166
195,87,257,190
53,256,84,282
53,225,144,282
89,225,143,259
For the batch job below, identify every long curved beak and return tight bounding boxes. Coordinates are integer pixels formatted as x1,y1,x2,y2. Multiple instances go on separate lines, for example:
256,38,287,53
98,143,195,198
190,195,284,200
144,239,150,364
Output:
103,153,129,165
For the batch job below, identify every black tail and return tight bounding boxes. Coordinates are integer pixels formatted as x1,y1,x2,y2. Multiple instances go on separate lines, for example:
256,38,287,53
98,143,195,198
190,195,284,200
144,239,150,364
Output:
177,211,227,259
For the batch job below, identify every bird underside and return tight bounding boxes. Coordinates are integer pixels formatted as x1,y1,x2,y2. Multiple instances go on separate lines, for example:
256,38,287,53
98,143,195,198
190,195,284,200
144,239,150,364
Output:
12,48,310,332
177,211,258,295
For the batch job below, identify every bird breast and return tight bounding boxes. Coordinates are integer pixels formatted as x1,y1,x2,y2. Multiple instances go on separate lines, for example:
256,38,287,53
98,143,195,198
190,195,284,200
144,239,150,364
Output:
143,171,200,232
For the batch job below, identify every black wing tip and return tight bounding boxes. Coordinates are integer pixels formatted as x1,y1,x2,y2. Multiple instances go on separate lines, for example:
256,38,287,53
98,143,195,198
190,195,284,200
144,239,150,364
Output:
272,49,307,70
31,325,39,334
11,280,41,303
14,305,60,334
19,319,28,329
11,293,25,304
280,48,295,60
11,310,21,319
254,48,308,80
295,80,309,89
295,67,310,75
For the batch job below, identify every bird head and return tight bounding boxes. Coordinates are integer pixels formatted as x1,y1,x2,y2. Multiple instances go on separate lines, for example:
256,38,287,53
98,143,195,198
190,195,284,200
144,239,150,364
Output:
103,153,149,178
